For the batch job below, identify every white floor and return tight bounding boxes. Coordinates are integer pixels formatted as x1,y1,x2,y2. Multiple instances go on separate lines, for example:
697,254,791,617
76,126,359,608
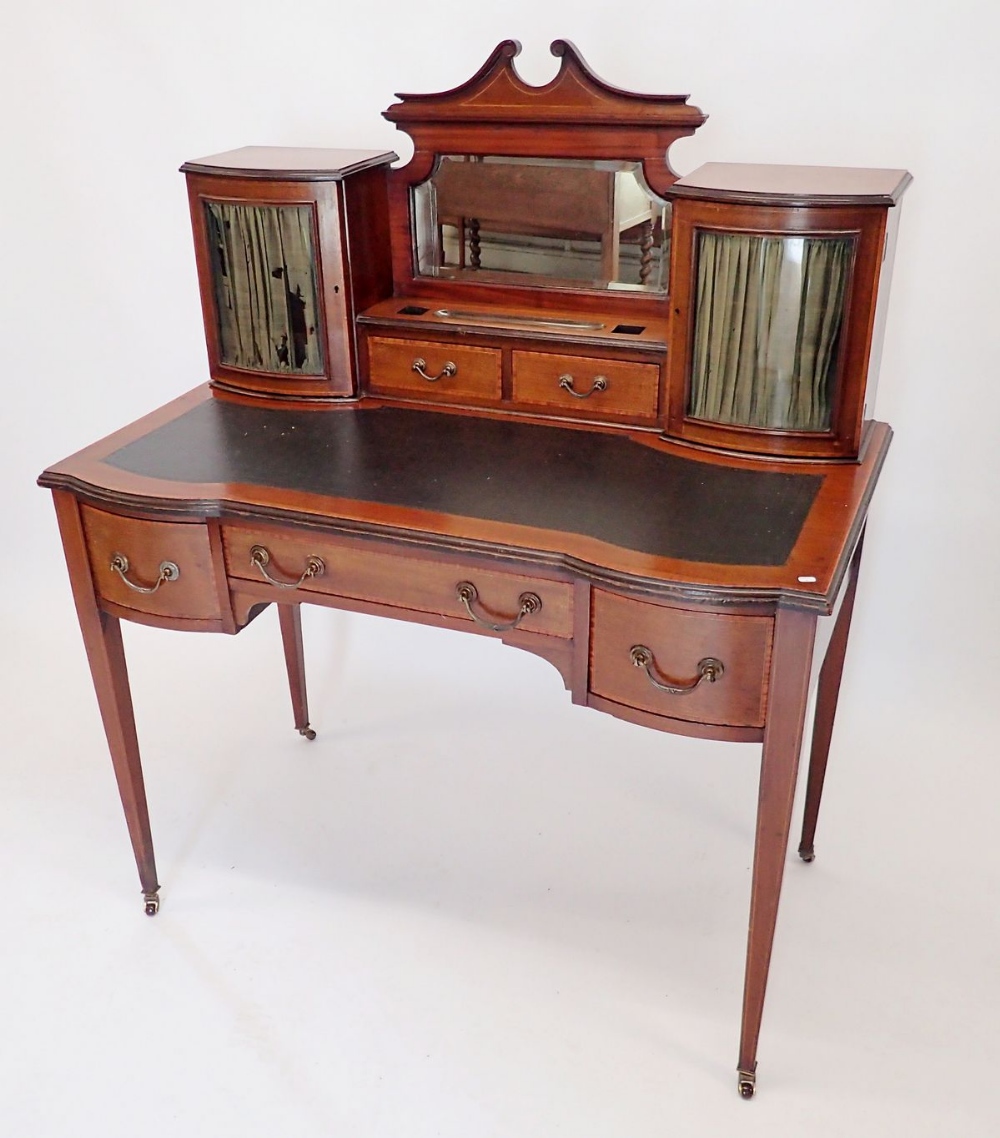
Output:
3,593,998,1136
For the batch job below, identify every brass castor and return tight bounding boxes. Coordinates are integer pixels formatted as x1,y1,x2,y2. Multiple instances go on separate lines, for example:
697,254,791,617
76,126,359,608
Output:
143,891,160,916
737,1068,756,1099
798,844,816,863
298,725,317,741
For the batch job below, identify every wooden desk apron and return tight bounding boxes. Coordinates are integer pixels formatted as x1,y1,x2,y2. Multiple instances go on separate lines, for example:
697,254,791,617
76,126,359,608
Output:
40,387,887,734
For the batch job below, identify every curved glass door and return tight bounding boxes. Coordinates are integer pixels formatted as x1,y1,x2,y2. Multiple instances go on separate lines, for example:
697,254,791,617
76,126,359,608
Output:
204,201,324,376
688,231,855,432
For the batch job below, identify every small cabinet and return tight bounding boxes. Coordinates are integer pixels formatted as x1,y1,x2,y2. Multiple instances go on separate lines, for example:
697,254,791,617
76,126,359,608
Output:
183,146,396,401
664,164,910,459
357,300,669,424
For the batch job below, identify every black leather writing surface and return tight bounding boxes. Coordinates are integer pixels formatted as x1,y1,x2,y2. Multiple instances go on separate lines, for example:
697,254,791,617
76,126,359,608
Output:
106,401,821,566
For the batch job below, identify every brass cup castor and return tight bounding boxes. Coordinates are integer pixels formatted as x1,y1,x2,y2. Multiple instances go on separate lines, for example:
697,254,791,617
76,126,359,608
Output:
737,1068,756,1099
143,891,160,916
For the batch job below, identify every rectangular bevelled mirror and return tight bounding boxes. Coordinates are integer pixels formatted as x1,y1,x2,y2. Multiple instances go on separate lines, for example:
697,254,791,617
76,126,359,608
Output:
204,201,325,375
688,231,855,432
412,157,671,293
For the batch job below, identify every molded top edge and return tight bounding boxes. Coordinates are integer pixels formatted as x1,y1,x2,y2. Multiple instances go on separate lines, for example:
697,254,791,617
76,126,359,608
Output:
670,162,912,206
181,146,398,181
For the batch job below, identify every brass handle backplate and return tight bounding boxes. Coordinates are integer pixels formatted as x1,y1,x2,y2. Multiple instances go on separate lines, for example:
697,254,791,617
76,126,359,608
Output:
630,646,724,694
558,373,608,398
250,545,325,590
412,357,457,382
456,580,542,632
110,553,179,594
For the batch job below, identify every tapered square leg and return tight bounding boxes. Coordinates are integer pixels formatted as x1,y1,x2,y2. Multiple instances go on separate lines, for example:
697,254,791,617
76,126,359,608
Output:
738,606,816,1096
52,491,160,913
798,532,865,863
278,603,315,739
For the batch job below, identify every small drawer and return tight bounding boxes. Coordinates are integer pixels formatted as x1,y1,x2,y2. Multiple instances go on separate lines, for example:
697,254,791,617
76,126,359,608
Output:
223,525,573,638
590,590,772,727
81,505,223,621
367,336,502,405
512,350,659,422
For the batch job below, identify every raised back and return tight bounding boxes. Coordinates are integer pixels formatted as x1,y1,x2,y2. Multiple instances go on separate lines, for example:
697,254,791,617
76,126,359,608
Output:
383,40,707,314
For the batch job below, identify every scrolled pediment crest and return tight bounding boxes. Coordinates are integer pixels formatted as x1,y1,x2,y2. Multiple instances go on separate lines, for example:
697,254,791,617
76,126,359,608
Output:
384,39,706,129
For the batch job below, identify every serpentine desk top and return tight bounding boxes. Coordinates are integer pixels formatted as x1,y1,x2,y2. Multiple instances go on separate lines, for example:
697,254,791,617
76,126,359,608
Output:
39,386,891,612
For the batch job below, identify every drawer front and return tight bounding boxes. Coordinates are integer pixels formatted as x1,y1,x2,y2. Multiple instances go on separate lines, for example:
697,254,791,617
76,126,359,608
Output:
81,505,223,620
590,590,772,727
223,525,573,638
512,350,659,422
367,336,502,404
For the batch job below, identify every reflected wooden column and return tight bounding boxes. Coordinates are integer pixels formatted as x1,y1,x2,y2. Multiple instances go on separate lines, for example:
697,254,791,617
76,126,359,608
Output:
468,217,481,269
737,605,816,1098
52,490,161,914
639,218,655,284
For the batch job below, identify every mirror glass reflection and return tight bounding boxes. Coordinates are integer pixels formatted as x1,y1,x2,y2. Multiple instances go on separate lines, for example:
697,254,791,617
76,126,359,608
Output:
413,156,670,293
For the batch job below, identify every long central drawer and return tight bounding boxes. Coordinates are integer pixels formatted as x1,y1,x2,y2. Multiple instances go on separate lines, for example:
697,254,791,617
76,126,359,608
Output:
222,524,573,638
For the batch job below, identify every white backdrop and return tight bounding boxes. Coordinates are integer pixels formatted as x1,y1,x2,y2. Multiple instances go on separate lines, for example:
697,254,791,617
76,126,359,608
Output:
3,3,998,1134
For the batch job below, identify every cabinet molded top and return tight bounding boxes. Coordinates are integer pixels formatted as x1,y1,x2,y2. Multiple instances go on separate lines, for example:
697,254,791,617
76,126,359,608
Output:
180,146,398,181
670,163,912,208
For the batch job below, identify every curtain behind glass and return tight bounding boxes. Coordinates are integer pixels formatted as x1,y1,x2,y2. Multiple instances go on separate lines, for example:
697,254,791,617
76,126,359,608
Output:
205,202,324,375
689,232,853,431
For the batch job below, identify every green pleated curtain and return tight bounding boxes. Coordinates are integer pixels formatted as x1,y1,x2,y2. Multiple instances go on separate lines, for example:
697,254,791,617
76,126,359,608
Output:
689,232,853,432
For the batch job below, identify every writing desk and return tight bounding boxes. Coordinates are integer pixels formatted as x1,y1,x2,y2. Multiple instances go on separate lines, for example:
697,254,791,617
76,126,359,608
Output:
39,384,889,1097
37,36,911,1098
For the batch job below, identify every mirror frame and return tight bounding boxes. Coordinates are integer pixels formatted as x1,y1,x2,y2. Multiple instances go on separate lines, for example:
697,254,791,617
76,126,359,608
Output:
382,40,706,319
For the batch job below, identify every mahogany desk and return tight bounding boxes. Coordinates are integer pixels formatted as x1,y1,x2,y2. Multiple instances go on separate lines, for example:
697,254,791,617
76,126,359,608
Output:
39,385,889,1097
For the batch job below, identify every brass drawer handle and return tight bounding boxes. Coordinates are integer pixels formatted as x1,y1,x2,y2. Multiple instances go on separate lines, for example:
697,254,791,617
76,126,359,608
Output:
412,357,457,382
630,646,724,694
456,580,542,632
558,373,608,398
110,553,179,594
250,544,325,590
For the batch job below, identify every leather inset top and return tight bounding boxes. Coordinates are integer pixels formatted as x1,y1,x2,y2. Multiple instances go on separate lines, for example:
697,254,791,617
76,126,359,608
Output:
106,401,822,566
